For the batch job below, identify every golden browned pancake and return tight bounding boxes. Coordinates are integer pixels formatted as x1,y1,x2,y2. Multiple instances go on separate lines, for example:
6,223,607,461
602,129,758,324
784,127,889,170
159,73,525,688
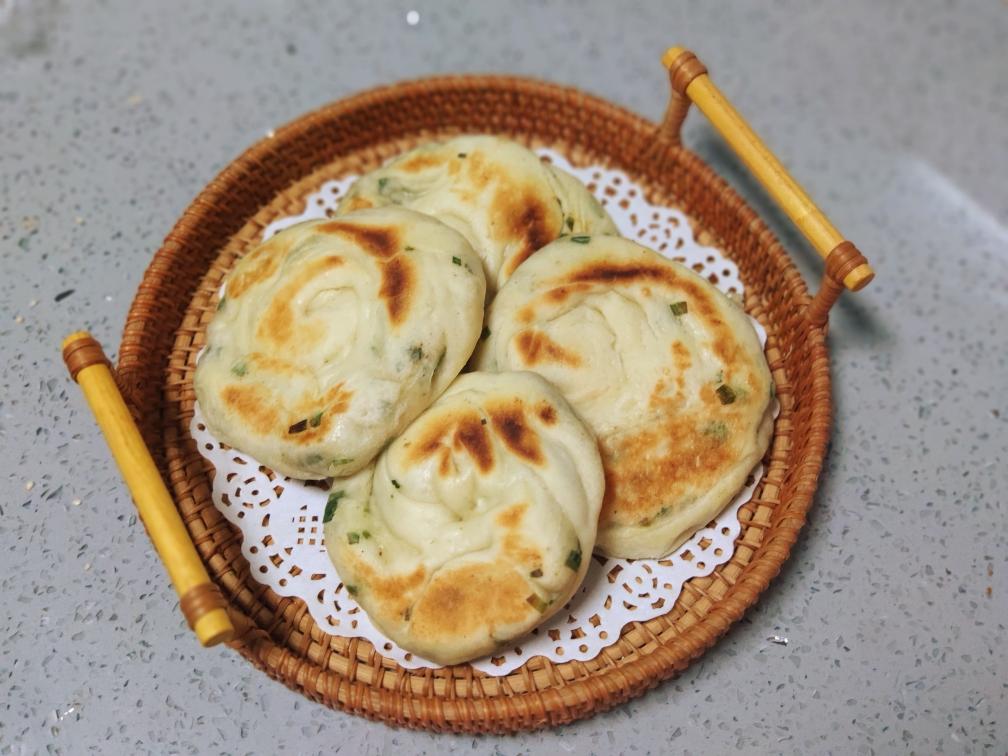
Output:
336,135,618,294
475,235,774,558
194,207,486,479
323,371,604,665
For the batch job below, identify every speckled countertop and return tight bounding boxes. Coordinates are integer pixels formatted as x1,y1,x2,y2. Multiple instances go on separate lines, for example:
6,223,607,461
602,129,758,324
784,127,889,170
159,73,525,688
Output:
2,1,1006,753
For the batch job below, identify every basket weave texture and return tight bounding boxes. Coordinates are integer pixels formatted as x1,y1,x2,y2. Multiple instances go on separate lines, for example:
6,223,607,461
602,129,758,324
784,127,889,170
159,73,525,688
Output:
116,76,830,732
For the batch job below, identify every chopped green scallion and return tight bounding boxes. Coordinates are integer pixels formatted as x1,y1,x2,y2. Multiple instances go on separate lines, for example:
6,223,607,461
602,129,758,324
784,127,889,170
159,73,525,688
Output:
309,411,324,428
451,256,462,266
526,594,549,613
670,301,688,316
323,491,344,522
703,421,729,443
288,418,308,434
347,532,360,544
570,235,591,244
639,506,672,527
391,479,401,489
564,548,582,571
230,361,248,377
716,385,737,405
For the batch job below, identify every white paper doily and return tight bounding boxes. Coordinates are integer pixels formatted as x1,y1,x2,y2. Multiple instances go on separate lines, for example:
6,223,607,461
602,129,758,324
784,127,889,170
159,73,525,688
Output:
193,149,773,674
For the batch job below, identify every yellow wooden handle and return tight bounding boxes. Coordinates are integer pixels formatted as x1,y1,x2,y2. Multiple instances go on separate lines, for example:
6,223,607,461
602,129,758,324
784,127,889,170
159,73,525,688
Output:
662,46,874,292
62,331,234,647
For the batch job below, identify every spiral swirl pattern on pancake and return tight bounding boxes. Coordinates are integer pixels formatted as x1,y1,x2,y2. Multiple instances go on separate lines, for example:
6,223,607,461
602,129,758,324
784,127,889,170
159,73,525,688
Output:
194,207,486,480
476,235,774,558
323,371,604,665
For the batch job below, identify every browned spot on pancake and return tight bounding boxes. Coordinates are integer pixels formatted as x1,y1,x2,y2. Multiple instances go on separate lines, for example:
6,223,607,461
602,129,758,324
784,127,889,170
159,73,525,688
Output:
671,341,691,394
409,416,452,461
452,414,494,473
671,341,691,370
566,262,671,286
649,378,669,409
546,286,570,303
247,352,301,376
342,195,374,212
323,383,354,415
495,502,528,529
710,326,742,368
285,383,355,445
495,503,542,568
344,553,427,621
698,366,767,409
542,282,590,305
318,221,399,259
517,305,536,324
220,365,350,443
497,188,558,276
599,410,738,527
406,408,494,474
397,152,442,173
566,263,716,313
698,382,718,408
220,384,279,436
379,256,415,326
502,531,542,568
409,562,533,642
537,402,558,425
255,255,345,348
462,150,493,189
227,237,287,298
514,329,582,367
487,400,544,465
258,302,294,348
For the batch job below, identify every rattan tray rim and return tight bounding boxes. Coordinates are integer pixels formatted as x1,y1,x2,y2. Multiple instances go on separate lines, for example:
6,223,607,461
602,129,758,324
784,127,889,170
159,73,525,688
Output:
115,70,835,733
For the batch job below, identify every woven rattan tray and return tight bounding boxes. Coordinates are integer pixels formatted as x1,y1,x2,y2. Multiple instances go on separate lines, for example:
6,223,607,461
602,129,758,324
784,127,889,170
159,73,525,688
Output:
109,49,872,732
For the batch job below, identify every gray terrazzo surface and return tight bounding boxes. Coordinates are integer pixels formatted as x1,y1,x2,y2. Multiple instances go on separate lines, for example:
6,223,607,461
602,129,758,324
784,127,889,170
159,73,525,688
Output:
2,0,1006,753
